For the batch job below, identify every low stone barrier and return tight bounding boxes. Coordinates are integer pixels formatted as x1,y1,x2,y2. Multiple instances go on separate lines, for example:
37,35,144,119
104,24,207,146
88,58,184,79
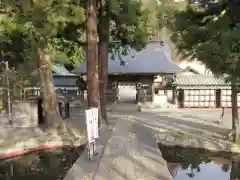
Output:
11,101,38,127
157,128,240,154
0,128,86,160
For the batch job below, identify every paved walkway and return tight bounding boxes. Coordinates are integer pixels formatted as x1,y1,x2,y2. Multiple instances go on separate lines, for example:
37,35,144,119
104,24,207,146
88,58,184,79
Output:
64,105,172,180
94,116,172,180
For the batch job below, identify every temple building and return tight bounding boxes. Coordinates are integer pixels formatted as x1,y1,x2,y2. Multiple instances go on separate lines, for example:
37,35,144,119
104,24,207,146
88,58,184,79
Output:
73,40,239,108
72,41,181,105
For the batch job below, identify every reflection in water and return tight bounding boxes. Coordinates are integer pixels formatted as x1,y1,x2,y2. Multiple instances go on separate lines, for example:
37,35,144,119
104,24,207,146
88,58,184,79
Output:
0,146,84,180
158,144,240,180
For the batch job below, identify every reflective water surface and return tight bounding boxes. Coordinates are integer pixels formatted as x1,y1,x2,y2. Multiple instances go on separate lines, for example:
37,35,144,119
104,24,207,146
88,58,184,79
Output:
159,144,240,180
0,146,84,180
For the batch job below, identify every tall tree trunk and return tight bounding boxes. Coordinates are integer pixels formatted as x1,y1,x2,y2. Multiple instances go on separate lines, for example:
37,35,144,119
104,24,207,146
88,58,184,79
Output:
231,79,239,142
86,0,100,109
230,159,240,180
37,47,63,131
98,0,109,125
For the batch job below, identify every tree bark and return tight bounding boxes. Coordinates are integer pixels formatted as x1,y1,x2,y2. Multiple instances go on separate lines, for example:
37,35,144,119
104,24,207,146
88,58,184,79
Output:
86,0,100,109
231,80,239,142
98,0,109,125
37,47,63,131
230,159,240,180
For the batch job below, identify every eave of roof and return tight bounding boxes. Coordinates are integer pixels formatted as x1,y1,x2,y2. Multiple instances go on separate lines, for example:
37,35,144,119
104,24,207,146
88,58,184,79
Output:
52,64,76,76
176,74,229,86
72,41,182,75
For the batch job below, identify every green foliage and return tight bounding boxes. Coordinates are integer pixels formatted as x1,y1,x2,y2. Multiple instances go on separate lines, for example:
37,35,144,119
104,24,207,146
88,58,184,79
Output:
0,0,86,102
0,0,163,73
0,0,85,68
47,38,84,68
110,0,152,51
1,0,84,42
0,32,27,67
170,0,240,78
156,0,186,29
104,0,157,64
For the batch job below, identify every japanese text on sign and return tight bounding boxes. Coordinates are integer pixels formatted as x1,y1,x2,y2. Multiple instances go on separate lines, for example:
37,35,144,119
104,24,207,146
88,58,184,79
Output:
85,108,99,144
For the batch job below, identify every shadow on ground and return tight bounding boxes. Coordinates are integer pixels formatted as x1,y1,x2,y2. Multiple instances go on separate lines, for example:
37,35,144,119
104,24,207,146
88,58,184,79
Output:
110,106,234,154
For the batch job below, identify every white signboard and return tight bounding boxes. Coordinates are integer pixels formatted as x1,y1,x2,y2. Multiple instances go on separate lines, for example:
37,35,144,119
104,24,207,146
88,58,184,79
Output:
85,108,99,144
85,109,95,144
92,108,99,139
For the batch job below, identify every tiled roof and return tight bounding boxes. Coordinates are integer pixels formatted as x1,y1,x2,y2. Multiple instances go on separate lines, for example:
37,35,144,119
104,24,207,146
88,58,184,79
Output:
52,64,76,76
176,74,229,86
52,64,78,87
72,41,182,75
53,76,78,87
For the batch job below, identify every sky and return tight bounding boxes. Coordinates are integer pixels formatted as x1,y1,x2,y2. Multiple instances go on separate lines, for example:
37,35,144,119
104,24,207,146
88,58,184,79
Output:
174,162,230,180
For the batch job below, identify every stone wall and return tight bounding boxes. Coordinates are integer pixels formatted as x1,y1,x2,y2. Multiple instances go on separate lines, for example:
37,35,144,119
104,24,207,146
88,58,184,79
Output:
11,101,38,127
157,129,240,154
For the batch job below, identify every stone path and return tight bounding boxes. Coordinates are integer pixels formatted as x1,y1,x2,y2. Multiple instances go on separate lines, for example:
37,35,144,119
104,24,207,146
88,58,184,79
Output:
64,105,172,180
93,116,171,180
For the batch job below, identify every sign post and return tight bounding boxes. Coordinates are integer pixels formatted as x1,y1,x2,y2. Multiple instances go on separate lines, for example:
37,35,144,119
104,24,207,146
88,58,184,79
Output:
85,108,99,160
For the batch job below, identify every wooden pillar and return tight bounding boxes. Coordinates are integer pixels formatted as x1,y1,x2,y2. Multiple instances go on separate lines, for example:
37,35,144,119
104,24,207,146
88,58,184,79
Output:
136,83,141,104
145,83,152,102
215,89,221,108
178,89,184,108
151,80,155,103
172,87,177,104
112,81,118,104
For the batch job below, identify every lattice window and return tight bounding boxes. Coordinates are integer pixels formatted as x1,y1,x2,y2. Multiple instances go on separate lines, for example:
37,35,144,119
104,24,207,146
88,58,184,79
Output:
221,89,240,107
184,89,216,108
